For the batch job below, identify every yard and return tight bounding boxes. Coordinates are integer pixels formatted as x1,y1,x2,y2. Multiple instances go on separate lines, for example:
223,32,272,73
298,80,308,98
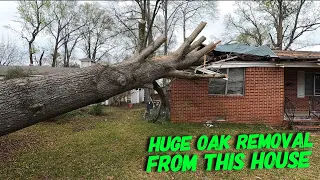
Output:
0,105,319,180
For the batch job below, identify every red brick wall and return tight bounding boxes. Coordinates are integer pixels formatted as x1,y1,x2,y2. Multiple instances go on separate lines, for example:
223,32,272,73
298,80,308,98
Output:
284,68,316,112
170,67,284,125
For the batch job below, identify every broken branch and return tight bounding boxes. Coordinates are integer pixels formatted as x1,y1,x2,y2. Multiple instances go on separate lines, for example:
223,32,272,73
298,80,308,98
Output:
188,36,206,53
167,70,226,80
135,35,167,62
176,22,207,59
195,40,221,58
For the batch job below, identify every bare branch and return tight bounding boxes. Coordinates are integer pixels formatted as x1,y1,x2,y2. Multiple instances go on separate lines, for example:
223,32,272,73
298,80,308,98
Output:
135,35,167,62
176,21,207,59
188,36,206,53
194,41,221,58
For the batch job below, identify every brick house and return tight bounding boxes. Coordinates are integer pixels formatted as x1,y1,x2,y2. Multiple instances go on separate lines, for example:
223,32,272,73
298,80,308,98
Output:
169,44,320,129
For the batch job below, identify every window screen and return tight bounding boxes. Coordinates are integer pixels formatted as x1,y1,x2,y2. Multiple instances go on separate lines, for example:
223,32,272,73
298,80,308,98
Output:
305,72,314,96
209,68,245,95
315,74,320,95
227,68,244,95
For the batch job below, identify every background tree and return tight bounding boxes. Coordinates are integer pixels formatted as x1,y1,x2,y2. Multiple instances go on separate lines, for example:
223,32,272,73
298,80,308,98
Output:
170,0,218,41
224,0,320,50
32,45,46,66
224,1,269,46
112,0,218,113
0,36,24,65
6,0,51,65
78,2,114,62
112,0,164,106
46,0,84,67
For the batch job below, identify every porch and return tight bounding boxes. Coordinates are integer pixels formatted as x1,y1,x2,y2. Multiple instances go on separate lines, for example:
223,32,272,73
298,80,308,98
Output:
284,68,320,131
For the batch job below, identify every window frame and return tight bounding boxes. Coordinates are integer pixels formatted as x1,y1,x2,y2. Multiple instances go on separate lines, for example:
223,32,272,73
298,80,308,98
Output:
305,72,314,96
304,72,320,96
208,68,245,96
314,73,320,96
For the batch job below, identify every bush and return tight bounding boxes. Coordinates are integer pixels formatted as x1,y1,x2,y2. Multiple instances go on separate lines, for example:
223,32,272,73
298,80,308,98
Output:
88,103,103,116
4,67,32,80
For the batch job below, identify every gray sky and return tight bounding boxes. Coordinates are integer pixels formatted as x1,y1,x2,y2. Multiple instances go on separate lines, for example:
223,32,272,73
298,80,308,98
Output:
0,1,319,66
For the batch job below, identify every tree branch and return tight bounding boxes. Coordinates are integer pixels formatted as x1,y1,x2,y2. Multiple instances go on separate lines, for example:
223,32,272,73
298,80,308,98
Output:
188,36,206,53
134,35,167,62
167,70,226,79
176,21,207,59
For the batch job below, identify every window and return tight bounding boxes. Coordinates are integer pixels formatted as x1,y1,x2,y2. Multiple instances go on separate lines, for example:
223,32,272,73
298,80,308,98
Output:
305,72,320,96
305,72,314,96
208,68,245,95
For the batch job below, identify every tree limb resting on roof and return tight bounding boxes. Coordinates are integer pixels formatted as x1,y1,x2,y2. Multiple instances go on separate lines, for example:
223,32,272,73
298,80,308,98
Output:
167,70,226,80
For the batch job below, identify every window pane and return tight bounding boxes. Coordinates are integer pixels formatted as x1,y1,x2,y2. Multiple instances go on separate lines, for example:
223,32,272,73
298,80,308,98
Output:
209,78,226,94
227,68,244,95
208,69,227,95
228,68,244,81
305,72,314,96
315,74,320,95
227,81,244,95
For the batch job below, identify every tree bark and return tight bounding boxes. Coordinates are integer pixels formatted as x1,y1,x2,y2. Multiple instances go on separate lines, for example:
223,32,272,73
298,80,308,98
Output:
0,22,223,136
162,0,168,94
164,0,168,56
52,42,59,67
39,50,44,66
28,42,34,66
183,15,186,41
276,0,283,50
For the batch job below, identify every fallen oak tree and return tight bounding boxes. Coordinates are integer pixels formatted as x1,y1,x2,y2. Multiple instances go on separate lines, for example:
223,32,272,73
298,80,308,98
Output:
0,22,225,136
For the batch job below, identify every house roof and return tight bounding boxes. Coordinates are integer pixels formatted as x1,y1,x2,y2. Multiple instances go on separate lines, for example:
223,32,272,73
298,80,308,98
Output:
215,44,278,58
212,43,320,61
192,44,320,73
273,50,320,60
79,58,95,62
0,65,77,76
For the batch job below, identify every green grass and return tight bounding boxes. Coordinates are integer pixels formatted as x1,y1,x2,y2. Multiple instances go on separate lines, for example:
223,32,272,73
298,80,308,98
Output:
0,105,319,180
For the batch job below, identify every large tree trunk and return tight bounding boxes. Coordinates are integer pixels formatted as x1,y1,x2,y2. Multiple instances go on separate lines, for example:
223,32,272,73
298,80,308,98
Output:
0,22,224,136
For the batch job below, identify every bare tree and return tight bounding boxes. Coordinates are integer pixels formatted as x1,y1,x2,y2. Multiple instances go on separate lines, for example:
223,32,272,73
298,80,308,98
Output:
112,0,218,112
0,36,24,66
33,46,46,66
0,22,224,136
61,29,82,67
224,2,269,46
224,0,320,50
46,1,84,67
6,0,52,65
112,0,164,107
171,0,218,41
78,2,114,62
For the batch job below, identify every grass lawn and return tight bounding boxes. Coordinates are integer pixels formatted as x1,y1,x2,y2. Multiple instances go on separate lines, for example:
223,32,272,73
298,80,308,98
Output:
0,105,319,179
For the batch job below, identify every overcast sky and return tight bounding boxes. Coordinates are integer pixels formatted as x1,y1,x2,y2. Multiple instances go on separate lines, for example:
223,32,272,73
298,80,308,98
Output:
0,1,319,66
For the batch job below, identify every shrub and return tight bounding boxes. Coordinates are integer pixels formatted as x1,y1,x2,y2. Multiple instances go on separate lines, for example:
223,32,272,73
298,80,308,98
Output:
4,67,32,80
88,103,103,116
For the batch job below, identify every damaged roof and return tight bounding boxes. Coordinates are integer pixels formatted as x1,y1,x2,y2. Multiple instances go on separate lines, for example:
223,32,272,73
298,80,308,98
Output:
213,43,320,60
215,44,278,58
